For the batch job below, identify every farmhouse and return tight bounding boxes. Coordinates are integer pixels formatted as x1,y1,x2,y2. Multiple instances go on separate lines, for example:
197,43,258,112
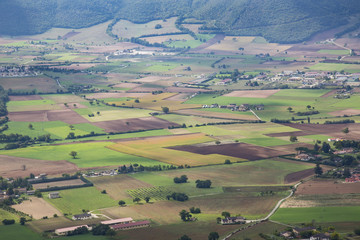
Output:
345,174,360,183
55,225,91,236
111,220,151,231
48,192,60,199
72,213,92,221
310,233,330,240
293,226,316,236
101,217,133,225
221,216,246,225
296,153,314,161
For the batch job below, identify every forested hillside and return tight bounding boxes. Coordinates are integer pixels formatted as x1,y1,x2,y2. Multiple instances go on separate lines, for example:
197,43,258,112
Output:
0,0,359,43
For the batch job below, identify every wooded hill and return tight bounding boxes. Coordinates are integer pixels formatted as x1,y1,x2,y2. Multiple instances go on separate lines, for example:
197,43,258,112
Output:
0,0,359,43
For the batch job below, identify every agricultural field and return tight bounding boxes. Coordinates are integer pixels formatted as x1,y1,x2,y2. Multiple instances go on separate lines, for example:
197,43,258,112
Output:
0,142,160,168
108,133,245,166
1,12,360,240
271,206,360,223
45,187,118,215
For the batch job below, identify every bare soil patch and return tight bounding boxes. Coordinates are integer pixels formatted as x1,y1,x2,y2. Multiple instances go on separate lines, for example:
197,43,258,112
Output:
132,76,171,83
320,89,338,98
13,197,62,219
8,110,49,122
284,169,315,184
281,123,360,140
47,109,88,124
328,109,360,117
175,109,257,120
224,89,280,98
0,155,79,178
92,116,179,133
62,31,80,39
296,179,360,195
86,92,149,99
169,142,289,161
163,93,191,101
32,179,85,190
113,82,141,89
50,63,96,70
9,95,43,101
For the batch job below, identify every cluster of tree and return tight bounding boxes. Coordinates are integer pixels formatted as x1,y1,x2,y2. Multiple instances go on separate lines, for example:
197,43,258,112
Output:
333,140,360,150
0,176,32,194
91,224,116,236
167,192,189,202
2,219,15,225
179,209,192,222
0,86,8,117
173,175,188,184
175,16,198,39
270,119,290,123
67,226,89,236
324,119,355,124
296,110,319,116
189,207,201,214
195,180,212,188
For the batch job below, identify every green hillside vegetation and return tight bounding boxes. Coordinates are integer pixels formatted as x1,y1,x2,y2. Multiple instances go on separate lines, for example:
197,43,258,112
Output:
0,0,359,43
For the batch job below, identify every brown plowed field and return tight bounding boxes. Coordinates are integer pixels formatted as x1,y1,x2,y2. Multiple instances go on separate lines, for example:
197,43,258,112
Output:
9,95,43,101
47,109,88,124
169,142,289,161
284,168,315,184
92,116,179,133
320,89,338,98
13,197,62,219
175,109,257,120
0,155,79,178
270,143,314,153
8,110,49,122
295,179,360,195
224,89,280,98
281,123,360,140
86,92,149,99
328,109,360,117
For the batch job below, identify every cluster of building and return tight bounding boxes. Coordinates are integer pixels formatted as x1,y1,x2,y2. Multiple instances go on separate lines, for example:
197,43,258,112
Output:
55,217,150,236
281,226,331,240
0,65,39,77
345,173,360,183
254,71,360,88
84,169,118,177
220,216,246,225
202,103,264,112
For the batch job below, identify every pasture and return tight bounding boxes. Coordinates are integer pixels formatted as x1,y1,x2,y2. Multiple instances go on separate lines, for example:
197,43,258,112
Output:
113,17,180,39
0,225,42,240
0,76,60,93
1,142,159,168
271,206,360,223
45,187,117,215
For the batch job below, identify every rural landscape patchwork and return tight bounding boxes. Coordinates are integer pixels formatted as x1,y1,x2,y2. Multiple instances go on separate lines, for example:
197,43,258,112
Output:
0,1,360,240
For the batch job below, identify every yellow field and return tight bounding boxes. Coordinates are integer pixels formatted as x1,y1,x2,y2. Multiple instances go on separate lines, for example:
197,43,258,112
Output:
108,93,201,111
107,133,246,166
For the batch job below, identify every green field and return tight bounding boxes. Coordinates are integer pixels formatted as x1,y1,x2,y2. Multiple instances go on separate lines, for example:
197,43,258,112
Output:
0,225,42,240
309,63,360,73
1,142,161,168
45,187,117,215
318,49,350,55
0,208,21,221
271,206,360,223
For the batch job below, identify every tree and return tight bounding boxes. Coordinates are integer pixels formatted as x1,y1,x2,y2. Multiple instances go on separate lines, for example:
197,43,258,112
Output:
215,140,221,145
290,135,298,142
145,196,151,203
101,190,107,194
133,197,141,204
135,99,140,103
208,232,219,240
343,168,351,178
321,142,331,153
69,125,74,130
196,180,212,188
221,211,230,218
354,228,360,235
174,175,188,184
179,210,192,222
224,159,232,164
314,163,323,176
28,123,33,130
118,200,126,206
179,235,192,240
69,151,77,159
306,105,311,110
162,106,169,114
155,24,162,29
342,127,349,135
287,107,293,112
20,217,26,225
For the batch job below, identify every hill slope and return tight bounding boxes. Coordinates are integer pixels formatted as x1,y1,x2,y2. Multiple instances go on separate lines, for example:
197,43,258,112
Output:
0,0,359,43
